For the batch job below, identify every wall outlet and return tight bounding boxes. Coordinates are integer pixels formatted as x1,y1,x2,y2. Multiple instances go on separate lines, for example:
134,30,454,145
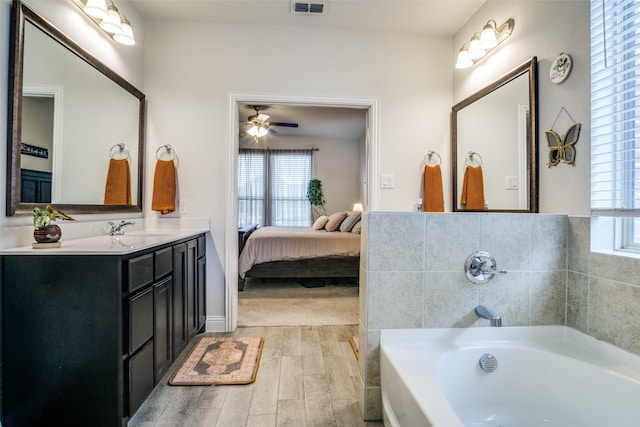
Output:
505,176,519,190
380,174,395,189
179,199,188,214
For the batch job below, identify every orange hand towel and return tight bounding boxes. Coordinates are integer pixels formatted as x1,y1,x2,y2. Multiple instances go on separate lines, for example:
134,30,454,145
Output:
460,165,485,210
422,165,444,212
104,158,132,205
152,160,176,215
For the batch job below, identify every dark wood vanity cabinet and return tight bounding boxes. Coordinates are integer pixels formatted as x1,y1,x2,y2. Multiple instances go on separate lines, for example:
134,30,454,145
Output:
1,234,206,427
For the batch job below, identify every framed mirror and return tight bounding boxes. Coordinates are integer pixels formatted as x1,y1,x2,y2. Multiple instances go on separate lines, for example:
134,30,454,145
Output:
451,57,538,212
7,2,146,216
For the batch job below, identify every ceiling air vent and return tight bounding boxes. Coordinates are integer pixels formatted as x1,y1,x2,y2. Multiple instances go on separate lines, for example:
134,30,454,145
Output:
291,1,328,15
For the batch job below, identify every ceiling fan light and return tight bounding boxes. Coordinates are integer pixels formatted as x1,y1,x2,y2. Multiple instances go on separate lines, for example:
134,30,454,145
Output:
247,125,259,137
256,126,269,137
99,1,123,34
83,0,108,19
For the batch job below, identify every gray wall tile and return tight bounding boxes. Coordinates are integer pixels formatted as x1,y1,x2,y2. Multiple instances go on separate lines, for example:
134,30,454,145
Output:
566,271,589,332
366,271,424,329
479,214,532,271
424,214,479,271
531,270,566,325
367,213,425,272
567,216,590,274
531,215,567,271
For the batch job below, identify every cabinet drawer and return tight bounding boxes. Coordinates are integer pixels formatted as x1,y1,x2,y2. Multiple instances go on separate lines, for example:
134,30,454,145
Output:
128,254,153,292
154,247,173,280
128,340,154,417
129,287,153,354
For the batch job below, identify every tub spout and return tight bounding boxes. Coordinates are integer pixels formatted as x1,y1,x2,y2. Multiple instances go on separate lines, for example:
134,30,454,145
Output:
475,305,502,327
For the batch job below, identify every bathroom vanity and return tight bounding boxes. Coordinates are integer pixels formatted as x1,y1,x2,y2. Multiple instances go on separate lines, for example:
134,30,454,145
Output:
0,230,207,426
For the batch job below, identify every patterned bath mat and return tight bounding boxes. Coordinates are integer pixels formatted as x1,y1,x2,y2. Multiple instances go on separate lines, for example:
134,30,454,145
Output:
169,336,264,385
349,335,359,360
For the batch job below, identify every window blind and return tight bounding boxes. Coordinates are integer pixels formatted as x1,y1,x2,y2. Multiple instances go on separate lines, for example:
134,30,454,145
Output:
237,148,313,227
591,0,640,216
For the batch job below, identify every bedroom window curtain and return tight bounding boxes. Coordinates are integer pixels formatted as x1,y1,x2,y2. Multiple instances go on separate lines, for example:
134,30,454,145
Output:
238,148,313,227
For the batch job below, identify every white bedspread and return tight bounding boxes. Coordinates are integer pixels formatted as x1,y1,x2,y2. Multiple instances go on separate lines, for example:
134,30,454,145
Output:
238,226,361,278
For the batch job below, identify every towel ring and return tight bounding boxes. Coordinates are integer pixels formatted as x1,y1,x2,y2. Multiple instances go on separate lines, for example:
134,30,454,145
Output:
156,144,179,167
109,143,130,161
465,151,482,166
423,150,441,166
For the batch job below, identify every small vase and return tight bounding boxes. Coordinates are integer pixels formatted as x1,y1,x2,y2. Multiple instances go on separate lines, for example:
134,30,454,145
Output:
33,224,62,243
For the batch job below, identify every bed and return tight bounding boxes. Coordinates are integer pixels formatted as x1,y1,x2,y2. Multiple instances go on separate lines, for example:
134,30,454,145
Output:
238,226,361,290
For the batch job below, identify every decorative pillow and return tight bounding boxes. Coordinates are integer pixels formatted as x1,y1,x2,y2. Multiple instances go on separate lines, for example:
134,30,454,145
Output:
312,215,329,230
351,220,362,234
324,211,348,232
339,211,361,232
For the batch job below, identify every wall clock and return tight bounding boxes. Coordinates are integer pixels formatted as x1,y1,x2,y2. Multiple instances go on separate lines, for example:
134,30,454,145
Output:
550,53,572,84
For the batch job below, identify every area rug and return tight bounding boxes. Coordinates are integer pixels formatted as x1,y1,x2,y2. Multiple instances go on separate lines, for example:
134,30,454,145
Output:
349,335,359,360
169,336,264,385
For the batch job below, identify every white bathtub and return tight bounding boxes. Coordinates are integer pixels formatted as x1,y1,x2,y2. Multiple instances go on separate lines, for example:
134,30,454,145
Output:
380,326,640,427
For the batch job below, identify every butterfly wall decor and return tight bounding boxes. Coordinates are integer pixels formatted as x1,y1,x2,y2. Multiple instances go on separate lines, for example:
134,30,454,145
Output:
545,122,581,167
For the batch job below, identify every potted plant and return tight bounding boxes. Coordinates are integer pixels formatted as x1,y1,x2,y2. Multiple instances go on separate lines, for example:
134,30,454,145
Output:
307,179,327,221
33,205,75,244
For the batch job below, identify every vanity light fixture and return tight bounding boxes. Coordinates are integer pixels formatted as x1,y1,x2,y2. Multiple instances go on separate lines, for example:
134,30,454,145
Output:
455,18,514,69
74,0,136,46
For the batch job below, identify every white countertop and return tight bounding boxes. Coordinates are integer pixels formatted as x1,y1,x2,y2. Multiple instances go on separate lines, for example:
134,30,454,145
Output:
0,228,208,255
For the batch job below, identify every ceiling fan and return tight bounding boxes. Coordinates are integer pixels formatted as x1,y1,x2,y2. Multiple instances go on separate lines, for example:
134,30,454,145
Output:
243,105,299,139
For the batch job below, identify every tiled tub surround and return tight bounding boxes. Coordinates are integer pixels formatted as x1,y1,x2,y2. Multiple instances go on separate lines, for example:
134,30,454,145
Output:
358,212,570,420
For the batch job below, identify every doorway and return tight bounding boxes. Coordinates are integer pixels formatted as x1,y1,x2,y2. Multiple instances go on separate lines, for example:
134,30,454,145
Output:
225,93,380,331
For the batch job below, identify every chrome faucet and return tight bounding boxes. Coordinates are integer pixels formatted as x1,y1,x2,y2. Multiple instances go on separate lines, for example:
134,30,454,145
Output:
108,220,136,236
475,305,502,327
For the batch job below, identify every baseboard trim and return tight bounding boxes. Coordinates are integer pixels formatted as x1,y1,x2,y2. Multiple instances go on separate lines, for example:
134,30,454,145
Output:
206,315,227,332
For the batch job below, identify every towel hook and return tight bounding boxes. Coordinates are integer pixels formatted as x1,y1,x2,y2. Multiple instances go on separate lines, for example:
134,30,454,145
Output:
156,144,179,167
423,150,442,167
465,151,482,166
109,143,130,161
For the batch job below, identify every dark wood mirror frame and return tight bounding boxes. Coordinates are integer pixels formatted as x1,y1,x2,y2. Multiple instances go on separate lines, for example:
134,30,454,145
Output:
6,2,146,216
451,57,538,213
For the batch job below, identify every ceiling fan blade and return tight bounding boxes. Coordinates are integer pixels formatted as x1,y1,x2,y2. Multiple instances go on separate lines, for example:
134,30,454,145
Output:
269,128,277,135
257,113,270,122
268,122,299,128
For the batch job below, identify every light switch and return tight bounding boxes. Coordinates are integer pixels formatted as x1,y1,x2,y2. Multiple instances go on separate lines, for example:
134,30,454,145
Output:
506,176,518,190
380,174,395,189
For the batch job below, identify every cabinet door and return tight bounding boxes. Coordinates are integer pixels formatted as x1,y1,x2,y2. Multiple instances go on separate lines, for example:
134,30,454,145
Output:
128,340,154,417
197,255,206,331
186,239,198,339
154,276,172,382
172,243,188,357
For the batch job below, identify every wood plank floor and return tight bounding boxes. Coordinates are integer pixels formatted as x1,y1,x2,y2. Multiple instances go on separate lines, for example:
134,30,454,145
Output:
129,324,383,427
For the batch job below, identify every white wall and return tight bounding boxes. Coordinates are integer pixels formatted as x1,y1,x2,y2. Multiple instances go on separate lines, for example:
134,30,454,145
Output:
143,21,453,322
453,0,591,215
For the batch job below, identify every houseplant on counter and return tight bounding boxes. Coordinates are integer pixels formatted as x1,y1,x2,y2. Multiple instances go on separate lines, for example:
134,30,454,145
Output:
33,205,76,245
307,179,327,221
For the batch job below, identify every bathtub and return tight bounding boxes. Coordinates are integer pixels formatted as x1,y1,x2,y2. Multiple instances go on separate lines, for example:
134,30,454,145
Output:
380,326,640,427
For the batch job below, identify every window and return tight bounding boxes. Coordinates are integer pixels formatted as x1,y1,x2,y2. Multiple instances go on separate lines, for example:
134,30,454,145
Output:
237,148,313,227
591,0,640,250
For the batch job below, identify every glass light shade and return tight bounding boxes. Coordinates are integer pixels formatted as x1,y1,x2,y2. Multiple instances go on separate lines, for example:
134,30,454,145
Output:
468,35,486,60
247,126,259,137
247,125,268,138
83,0,108,19
99,2,123,34
455,47,473,69
113,17,135,45
353,203,363,212
479,23,498,50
